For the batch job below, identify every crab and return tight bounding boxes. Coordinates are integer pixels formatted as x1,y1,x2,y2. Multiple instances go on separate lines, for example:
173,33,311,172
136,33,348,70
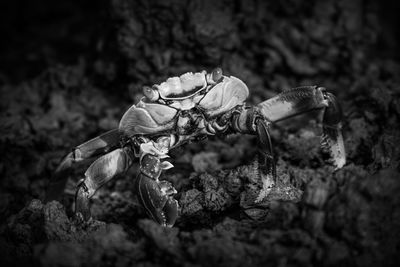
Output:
46,68,346,227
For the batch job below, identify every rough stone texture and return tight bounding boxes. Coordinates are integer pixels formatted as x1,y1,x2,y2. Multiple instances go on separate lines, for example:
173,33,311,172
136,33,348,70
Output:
1,0,400,266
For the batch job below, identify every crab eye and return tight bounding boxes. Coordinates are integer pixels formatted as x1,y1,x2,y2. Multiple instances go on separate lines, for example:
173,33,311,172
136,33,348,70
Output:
143,86,159,101
212,68,223,82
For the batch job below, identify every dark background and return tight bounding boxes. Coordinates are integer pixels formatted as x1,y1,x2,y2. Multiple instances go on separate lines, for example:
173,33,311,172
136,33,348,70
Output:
1,0,400,266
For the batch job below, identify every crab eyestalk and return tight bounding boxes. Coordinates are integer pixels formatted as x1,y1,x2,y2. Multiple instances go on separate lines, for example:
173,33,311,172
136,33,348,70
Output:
206,67,223,84
143,86,160,101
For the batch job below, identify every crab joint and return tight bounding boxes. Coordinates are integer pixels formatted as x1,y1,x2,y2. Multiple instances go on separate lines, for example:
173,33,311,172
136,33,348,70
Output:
140,154,173,180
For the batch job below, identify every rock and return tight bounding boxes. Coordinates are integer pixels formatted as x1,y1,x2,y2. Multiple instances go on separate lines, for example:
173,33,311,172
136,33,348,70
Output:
137,219,182,258
44,201,106,242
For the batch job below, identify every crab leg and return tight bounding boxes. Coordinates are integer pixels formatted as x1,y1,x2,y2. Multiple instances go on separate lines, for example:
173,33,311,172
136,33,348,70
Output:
232,109,277,203
320,92,346,169
75,147,134,220
233,86,345,202
254,118,276,202
256,85,346,169
45,129,121,201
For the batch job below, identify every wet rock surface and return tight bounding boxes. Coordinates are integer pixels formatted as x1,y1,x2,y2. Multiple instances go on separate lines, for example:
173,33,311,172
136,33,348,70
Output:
1,0,400,266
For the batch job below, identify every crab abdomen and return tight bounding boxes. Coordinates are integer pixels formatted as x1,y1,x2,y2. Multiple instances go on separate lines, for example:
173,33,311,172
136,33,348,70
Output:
198,76,249,118
119,101,177,136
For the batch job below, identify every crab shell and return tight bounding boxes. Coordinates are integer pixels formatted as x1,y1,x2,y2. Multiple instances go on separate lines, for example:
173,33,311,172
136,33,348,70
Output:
143,71,207,101
119,75,249,137
142,69,224,102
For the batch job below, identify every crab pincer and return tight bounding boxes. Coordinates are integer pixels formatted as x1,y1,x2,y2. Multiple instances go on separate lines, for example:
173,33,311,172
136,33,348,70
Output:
135,153,179,227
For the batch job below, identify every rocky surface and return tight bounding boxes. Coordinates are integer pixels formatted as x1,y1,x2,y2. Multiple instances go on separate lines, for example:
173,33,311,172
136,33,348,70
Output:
1,0,400,266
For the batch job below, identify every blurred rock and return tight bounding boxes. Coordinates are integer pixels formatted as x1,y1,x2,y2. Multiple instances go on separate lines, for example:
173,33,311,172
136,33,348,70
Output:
35,224,145,267
137,219,181,259
325,168,400,266
192,152,221,173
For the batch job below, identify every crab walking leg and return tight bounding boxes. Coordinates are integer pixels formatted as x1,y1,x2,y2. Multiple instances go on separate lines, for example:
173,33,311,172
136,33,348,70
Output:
233,86,345,202
231,109,277,202
75,147,134,220
254,118,276,202
46,129,121,201
320,92,346,169
256,86,346,169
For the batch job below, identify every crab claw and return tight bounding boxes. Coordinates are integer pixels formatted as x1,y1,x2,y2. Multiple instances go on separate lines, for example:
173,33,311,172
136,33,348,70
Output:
163,197,179,227
135,174,179,227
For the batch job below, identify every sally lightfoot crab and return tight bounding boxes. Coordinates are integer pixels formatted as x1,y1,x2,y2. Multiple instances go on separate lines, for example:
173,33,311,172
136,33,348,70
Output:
46,68,346,227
